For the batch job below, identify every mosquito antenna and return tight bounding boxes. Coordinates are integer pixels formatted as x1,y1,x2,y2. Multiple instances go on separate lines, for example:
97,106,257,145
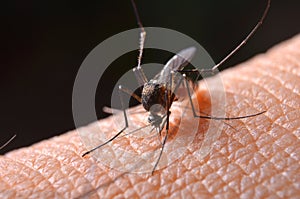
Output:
211,0,271,71
131,0,143,30
131,0,146,69
131,0,148,85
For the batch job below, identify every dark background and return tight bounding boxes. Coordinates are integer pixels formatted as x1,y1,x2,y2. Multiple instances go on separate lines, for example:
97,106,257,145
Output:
0,0,299,154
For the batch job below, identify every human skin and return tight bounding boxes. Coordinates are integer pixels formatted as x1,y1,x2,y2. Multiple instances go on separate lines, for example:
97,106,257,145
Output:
1,34,300,198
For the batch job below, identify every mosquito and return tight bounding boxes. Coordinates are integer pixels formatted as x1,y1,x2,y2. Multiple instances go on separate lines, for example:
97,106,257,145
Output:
82,0,270,174
0,134,16,151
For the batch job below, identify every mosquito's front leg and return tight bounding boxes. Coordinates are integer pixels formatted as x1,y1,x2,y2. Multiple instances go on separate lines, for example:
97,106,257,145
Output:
151,71,181,174
82,85,131,157
133,66,148,87
151,88,171,174
152,129,168,175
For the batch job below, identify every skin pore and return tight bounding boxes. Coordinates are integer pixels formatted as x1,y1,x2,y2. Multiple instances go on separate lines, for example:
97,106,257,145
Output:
1,34,300,198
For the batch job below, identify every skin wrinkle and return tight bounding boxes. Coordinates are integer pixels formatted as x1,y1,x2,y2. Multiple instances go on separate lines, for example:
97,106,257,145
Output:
224,82,268,112
7,149,78,198
226,76,293,128
225,62,300,154
225,72,297,139
215,132,264,193
191,128,245,194
4,158,47,194
174,169,189,192
255,64,300,101
82,157,124,198
35,152,79,196
32,146,84,196
54,153,93,197
0,35,300,198
65,131,122,198
221,71,298,196
225,70,283,108
39,141,99,195
270,65,300,90
0,158,57,198
230,92,263,117
212,61,298,197
16,138,103,198
205,158,239,196
239,58,300,97
193,126,245,194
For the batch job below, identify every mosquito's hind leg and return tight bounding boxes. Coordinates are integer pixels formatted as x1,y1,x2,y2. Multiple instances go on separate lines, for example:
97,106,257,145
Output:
182,73,266,120
82,85,130,157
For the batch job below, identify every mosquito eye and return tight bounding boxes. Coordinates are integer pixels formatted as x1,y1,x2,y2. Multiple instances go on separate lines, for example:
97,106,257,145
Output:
148,115,154,123
147,113,162,126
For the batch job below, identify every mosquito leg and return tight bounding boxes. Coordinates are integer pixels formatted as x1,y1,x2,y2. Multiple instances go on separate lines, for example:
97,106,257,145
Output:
212,0,271,71
103,85,143,116
0,134,16,150
152,128,168,175
119,84,142,103
178,68,217,74
156,130,163,146
199,109,239,132
182,74,266,120
177,0,270,74
152,87,171,174
152,70,182,173
82,85,130,157
133,66,148,87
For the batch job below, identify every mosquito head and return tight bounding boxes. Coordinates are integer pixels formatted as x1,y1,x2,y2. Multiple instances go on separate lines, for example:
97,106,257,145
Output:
141,81,167,114
148,113,163,126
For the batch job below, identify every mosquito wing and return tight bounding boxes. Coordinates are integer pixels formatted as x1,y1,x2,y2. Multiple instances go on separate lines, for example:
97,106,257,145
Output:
153,47,196,84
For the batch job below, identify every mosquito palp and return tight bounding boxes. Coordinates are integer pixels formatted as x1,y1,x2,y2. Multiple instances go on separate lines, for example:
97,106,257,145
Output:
82,0,271,174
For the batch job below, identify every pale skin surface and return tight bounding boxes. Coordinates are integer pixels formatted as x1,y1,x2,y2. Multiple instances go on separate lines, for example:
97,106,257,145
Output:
1,34,300,198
